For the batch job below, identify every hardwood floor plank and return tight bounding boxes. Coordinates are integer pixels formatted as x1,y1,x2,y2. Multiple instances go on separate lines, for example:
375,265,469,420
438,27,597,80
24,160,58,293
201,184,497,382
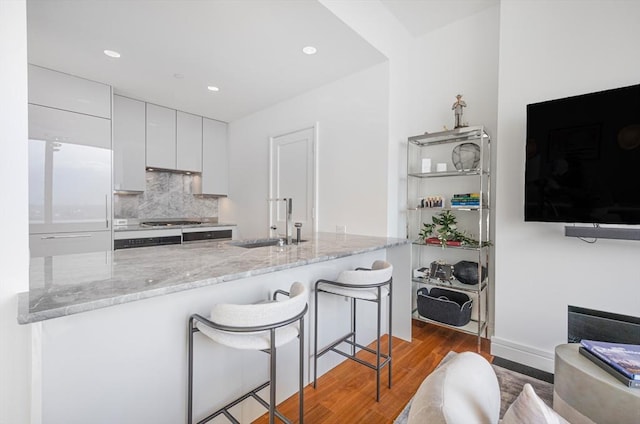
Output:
252,320,492,424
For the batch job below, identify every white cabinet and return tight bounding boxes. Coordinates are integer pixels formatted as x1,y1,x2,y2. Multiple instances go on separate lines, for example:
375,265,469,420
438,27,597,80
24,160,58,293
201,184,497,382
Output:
146,105,204,173
202,118,228,195
28,104,111,149
28,64,111,119
176,111,203,172
113,95,146,192
146,103,176,170
29,231,111,257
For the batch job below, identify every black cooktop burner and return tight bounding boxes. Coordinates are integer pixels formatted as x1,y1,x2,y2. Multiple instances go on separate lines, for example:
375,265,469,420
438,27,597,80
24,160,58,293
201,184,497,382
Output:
141,220,202,227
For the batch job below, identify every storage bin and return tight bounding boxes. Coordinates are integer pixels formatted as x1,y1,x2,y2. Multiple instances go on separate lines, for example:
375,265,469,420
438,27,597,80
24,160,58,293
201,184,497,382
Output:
416,287,472,327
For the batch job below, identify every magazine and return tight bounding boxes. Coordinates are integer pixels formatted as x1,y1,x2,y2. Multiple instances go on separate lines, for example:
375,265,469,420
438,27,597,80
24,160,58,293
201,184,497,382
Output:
579,347,640,388
580,340,640,380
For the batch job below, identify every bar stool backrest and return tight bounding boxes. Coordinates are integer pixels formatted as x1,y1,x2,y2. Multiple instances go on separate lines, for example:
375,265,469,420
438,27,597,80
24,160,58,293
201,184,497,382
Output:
209,282,308,328
337,260,393,287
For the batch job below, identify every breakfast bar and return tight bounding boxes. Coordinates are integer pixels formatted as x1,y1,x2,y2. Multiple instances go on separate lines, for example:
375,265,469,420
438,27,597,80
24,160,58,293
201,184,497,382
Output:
19,233,410,424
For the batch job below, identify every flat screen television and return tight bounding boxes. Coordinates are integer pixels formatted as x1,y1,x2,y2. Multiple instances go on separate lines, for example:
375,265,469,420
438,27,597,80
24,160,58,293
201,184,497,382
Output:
525,83,640,224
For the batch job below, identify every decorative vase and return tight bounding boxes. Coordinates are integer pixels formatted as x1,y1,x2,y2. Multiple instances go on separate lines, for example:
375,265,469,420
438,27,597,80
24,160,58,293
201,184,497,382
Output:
453,260,487,285
452,142,481,171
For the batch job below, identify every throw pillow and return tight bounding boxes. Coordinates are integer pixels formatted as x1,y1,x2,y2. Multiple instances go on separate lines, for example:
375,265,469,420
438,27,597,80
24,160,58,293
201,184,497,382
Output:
407,352,501,424
502,383,569,424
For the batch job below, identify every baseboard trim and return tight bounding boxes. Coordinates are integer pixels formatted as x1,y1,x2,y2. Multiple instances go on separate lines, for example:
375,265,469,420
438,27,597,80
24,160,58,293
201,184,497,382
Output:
493,356,554,383
490,336,555,374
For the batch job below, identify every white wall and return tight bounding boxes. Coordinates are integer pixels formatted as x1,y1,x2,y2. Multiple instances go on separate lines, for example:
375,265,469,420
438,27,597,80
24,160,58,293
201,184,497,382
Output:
493,0,640,371
223,63,390,239
408,6,500,139
0,1,31,423
408,4,501,334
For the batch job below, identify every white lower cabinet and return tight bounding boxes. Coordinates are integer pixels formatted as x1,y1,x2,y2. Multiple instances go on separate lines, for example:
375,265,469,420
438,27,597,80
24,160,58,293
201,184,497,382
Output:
29,231,111,257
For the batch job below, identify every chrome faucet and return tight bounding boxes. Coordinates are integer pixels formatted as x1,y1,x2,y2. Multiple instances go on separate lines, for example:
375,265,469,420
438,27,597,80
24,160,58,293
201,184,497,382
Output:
284,198,293,245
268,198,293,245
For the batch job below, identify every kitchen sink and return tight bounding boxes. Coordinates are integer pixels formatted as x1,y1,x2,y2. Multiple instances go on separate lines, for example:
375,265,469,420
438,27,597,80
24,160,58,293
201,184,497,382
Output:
230,238,307,249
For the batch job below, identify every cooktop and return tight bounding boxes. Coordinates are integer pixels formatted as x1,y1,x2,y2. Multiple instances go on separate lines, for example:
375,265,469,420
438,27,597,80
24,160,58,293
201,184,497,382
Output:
141,220,203,227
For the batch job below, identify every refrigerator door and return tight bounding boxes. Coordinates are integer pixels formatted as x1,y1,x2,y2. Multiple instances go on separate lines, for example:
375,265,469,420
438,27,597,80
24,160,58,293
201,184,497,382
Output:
28,104,112,236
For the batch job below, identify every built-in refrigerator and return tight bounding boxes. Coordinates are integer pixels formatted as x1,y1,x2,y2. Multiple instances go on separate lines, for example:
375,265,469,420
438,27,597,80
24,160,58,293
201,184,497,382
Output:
27,65,112,257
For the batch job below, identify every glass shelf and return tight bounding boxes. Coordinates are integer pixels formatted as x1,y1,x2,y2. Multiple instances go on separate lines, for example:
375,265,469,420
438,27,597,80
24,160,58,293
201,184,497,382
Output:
411,239,490,251
408,169,489,179
412,310,488,337
408,126,489,147
407,206,489,212
412,277,487,294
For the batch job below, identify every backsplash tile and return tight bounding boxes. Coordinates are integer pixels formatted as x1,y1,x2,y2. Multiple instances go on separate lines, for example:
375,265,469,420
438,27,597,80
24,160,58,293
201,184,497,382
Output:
114,171,218,219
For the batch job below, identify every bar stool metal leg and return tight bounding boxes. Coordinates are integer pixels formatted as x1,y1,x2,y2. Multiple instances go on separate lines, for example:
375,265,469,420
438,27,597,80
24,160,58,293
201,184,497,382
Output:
299,316,305,424
313,288,319,389
312,261,393,402
269,328,276,424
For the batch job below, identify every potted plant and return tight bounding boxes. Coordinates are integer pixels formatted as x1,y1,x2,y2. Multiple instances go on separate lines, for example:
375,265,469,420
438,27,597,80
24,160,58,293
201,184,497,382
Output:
418,210,486,248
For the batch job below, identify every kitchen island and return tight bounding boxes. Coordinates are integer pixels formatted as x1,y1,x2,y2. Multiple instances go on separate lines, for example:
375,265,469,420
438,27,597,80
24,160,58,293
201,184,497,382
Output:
19,232,410,424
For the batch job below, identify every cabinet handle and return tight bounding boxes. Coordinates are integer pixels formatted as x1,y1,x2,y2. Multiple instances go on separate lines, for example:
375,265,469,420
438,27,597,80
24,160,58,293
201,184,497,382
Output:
105,194,109,229
41,234,92,240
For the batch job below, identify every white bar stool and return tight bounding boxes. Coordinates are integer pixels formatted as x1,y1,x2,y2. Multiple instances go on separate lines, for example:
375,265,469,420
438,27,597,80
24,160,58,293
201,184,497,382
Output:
188,282,308,424
313,260,393,401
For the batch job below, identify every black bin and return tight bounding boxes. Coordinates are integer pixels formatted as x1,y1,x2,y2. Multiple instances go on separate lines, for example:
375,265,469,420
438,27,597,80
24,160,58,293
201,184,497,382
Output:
416,287,472,327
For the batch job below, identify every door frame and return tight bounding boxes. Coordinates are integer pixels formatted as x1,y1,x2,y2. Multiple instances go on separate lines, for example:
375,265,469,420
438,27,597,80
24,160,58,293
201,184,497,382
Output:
268,123,319,234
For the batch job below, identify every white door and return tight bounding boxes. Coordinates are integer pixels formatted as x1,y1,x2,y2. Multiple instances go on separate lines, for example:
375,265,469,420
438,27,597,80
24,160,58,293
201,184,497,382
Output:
269,127,316,240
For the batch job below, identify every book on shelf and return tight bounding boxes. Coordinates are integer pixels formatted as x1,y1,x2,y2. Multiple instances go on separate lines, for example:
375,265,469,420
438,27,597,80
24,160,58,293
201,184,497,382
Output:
424,237,461,246
451,202,480,208
578,347,640,388
580,340,640,381
452,193,480,199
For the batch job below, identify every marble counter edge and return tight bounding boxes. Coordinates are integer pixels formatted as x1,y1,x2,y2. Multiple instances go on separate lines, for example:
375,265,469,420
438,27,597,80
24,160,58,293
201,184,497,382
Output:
18,237,409,324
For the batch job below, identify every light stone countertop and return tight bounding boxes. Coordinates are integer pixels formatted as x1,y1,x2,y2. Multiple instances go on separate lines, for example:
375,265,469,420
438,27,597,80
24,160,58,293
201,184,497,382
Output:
18,232,408,324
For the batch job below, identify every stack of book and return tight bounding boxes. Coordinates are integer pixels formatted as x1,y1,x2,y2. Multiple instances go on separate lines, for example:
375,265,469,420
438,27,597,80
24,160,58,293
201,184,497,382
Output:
579,339,640,388
451,193,480,208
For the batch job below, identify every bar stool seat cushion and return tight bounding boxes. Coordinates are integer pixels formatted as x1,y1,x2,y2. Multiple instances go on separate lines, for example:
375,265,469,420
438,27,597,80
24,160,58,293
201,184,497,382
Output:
316,260,392,301
196,282,307,351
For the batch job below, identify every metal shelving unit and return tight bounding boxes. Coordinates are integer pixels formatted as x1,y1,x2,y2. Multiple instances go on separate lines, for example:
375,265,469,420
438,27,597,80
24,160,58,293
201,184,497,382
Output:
407,126,491,351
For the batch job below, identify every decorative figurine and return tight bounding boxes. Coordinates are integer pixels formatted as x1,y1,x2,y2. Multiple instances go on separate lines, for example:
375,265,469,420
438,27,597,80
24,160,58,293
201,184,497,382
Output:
451,94,467,129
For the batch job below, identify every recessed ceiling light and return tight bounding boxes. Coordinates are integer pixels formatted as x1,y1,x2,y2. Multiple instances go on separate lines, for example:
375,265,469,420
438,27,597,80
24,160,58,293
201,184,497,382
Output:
207,86,220,92
302,46,317,55
173,73,184,79
103,49,121,58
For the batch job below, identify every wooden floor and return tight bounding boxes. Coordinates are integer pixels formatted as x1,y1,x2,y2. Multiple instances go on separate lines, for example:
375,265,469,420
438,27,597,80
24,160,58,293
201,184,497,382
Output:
253,320,492,423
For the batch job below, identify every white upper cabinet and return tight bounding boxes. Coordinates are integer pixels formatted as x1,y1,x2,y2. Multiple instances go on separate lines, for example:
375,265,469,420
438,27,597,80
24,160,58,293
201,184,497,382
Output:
28,104,111,149
176,111,203,173
113,95,146,192
146,103,176,170
28,64,111,119
202,118,228,196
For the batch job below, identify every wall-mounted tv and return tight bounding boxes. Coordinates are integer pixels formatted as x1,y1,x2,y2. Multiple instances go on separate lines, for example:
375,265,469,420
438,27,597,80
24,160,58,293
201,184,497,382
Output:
525,83,640,225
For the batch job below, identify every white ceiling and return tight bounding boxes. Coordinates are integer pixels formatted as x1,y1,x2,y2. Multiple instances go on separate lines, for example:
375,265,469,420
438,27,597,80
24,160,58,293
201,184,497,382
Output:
381,0,499,37
27,0,497,123
27,0,386,122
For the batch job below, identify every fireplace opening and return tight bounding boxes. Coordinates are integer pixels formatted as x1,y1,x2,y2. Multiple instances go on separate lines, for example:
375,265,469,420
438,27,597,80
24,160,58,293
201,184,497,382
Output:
567,305,640,344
